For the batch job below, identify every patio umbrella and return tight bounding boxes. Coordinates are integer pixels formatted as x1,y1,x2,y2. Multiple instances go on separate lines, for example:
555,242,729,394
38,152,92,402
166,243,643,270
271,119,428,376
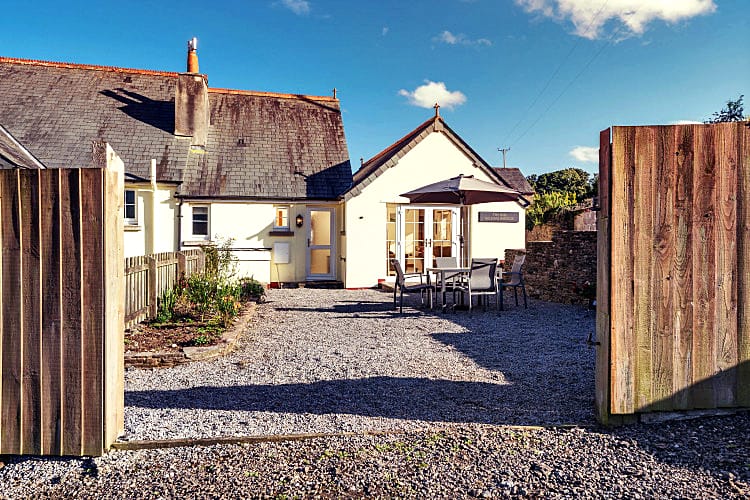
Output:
399,174,521,205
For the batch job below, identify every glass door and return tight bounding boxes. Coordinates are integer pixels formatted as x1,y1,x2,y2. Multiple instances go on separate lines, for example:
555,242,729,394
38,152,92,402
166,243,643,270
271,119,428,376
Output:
395,206,459,274
306,208,335,280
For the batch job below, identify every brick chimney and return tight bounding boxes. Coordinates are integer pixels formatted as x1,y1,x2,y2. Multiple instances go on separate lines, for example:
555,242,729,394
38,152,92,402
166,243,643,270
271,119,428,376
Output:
175,38,209,146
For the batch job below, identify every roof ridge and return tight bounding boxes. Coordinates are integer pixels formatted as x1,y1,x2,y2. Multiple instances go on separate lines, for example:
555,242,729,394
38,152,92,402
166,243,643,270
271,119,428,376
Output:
208,87,338,102
0,56,180,77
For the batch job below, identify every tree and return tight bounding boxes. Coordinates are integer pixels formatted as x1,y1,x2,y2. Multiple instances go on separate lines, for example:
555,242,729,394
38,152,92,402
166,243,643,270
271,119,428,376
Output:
527,167,595,200
704,95,745,123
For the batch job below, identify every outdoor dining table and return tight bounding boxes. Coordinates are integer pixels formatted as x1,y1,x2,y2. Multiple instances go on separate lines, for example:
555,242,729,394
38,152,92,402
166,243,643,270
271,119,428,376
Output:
426,267,471,312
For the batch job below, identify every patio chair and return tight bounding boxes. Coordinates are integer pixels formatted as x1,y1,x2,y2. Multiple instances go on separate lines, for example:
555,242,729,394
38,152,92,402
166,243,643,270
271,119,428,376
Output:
454,258,499,312
498,254,528,310
390,259,435,313
434,256,464,287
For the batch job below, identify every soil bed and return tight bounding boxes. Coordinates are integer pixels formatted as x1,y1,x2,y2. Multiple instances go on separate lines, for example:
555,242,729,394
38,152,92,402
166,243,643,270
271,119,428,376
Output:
125,302,254,353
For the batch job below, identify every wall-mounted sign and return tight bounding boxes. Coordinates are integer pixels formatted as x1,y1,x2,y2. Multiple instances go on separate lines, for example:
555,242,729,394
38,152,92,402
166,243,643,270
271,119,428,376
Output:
478,211,519,223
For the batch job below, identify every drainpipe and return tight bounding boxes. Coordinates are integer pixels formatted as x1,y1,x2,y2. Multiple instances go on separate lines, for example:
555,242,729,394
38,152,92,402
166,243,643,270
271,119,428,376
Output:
149,159,157,254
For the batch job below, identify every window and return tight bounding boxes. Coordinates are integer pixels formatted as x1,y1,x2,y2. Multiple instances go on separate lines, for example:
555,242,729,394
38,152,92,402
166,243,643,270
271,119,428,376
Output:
192,205,209,237
274,206,290,230
124,189,137,225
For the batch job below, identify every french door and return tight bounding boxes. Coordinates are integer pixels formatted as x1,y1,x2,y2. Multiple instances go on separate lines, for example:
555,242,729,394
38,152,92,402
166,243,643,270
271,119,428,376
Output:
395,206,459,274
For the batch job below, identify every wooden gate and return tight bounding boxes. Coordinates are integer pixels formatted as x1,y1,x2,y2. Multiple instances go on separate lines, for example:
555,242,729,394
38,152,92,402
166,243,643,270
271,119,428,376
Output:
596,123,750,423
0,143,124,455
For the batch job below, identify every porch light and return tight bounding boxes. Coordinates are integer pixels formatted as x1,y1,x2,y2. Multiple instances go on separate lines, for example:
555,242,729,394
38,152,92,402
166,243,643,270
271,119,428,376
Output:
295,214,304,227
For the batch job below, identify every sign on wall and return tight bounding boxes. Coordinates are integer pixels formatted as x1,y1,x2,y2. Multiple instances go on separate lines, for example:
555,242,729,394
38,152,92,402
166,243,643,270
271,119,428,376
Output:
478,211,518,223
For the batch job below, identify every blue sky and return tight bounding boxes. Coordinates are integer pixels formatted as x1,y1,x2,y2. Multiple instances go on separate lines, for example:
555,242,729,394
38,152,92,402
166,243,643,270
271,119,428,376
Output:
1,0,748,176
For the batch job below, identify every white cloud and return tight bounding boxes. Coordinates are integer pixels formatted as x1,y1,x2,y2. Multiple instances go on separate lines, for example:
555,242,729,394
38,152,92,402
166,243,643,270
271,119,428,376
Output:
382,26,389,36
435,30,492,47
515,0,716,39
569,146,599,163
670,119,702,125
280,0,310,15
398,81,467,110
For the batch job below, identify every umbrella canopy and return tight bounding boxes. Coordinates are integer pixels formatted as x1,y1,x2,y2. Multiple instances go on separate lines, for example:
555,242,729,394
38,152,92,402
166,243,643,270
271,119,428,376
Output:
400,174,521,205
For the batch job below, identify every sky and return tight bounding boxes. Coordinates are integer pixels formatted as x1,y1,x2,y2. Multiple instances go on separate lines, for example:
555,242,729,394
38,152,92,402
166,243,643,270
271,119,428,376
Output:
1,0,748,177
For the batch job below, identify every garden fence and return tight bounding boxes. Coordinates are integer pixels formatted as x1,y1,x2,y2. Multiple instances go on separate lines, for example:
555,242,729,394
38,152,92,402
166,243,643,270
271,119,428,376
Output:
124,249,205,328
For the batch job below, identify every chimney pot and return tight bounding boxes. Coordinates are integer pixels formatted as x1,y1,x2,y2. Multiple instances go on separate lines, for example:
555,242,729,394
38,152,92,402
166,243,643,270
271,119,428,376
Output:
187,37,199,73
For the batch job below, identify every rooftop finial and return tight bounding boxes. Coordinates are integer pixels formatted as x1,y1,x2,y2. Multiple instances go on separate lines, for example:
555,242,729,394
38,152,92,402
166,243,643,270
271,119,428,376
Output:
333,88,337,99
434,102,440,118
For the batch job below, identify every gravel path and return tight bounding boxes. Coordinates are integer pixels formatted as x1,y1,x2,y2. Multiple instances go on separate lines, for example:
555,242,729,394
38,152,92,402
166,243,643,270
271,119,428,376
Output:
1,289,748,498
124,288,597,440
1,414,747,498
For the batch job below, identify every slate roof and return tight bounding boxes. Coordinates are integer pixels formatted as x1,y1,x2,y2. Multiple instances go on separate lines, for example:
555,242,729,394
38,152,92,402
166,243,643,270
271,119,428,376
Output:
347,114,516,200
493,167,534,195
0,123,46,169
0,57,351,199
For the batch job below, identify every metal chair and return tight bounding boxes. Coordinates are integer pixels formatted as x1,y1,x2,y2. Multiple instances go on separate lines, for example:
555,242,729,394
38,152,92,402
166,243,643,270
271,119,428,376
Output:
390,259,435,313
454,258,499,312
498,254,528,310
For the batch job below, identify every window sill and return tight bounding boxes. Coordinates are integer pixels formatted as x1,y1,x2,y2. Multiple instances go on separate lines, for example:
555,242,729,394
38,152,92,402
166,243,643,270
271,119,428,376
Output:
124,224,142,232
269,230,294,236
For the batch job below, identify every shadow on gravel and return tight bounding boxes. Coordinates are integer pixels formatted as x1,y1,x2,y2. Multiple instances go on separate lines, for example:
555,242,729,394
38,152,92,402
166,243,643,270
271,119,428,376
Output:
274,299,433,318
126,374,591,426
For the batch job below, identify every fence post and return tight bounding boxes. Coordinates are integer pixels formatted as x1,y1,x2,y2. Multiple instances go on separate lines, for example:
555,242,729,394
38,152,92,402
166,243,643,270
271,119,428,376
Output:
177,251,187,279
147,256,158,319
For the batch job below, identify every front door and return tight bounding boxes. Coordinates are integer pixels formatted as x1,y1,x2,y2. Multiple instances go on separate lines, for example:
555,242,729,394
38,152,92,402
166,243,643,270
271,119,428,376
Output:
396,206,459,274
306,207,335,280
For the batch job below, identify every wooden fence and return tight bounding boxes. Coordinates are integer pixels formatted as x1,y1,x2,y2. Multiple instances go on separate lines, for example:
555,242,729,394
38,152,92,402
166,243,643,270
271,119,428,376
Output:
0,145,124,455
125,249,205,328
596,123,750,423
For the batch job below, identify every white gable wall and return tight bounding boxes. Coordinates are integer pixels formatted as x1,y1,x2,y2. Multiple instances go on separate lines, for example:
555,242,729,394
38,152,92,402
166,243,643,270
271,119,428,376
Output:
345,132,526,288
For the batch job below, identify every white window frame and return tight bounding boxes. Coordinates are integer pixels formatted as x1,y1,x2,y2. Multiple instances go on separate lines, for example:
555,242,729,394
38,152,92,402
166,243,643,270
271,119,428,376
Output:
191,205,210,239
273,205,290,231
124,189,138,226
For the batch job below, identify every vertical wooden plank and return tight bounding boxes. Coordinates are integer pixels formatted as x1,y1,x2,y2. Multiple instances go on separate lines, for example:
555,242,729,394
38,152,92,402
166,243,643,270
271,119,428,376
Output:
20,170,42,454
79,168,104,456
1,170,22,454
632,126,655,411
609,126,636,414
738,121,750,407
671,125,695,410
0,172,3,450
40,170,63,455
60,169,83,456
148,256,158,318
650,126,677,411
595,127,613,423
692,125,718,408
103,155,125,449
714,123,739,406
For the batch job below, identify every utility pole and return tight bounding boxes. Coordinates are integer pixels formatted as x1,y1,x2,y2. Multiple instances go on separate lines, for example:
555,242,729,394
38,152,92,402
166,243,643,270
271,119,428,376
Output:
498,147,511,169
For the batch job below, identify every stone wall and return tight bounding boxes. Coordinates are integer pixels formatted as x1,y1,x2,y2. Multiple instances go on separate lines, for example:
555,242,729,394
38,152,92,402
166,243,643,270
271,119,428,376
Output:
504,230,597,306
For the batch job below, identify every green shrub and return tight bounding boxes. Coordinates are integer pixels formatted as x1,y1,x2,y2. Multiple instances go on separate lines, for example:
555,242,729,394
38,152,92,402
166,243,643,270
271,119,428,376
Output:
155,286,180,323
240,277,265,299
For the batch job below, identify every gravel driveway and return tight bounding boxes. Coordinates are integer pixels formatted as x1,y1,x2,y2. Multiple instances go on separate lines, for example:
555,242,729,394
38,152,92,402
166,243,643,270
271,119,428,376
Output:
124,288,597,440
1,289,748,498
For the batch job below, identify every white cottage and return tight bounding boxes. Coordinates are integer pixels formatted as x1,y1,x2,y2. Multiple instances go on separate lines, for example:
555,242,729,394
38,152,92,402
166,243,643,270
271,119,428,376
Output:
343,109,532,288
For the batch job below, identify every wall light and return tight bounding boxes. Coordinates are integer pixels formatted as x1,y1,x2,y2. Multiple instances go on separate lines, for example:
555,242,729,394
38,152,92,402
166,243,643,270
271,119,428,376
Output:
295,214,304,227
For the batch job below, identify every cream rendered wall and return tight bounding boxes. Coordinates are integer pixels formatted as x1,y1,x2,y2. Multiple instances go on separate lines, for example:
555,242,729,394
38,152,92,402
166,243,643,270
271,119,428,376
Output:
468,202,526,261
123,184,178,258
181,201,341,284
344,132,526,288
